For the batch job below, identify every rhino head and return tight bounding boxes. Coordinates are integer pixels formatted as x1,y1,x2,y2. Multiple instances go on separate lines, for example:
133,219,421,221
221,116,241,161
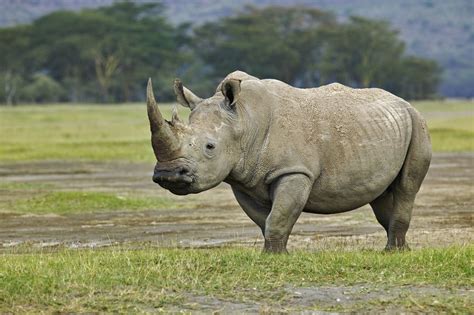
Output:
146,78,244,195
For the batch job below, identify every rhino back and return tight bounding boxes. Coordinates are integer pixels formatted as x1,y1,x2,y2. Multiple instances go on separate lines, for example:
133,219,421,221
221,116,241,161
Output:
260,81,413,213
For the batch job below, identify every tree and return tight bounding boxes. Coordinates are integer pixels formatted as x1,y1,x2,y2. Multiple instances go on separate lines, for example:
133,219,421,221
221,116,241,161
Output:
0,2,187,103
95,53,120,102
319,16,405,88
0,3,442,103
0,71,23,105
0,25,31,104
21,73,64,103
397,56,441,100
193,6,336,86
192,9,440,99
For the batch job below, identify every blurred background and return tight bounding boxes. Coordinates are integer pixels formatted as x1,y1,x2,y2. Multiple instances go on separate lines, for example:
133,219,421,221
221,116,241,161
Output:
0,0,472,105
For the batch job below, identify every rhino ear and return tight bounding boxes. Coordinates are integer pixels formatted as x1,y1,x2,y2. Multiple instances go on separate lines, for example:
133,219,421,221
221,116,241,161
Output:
174,79,202,110
221,79,241,108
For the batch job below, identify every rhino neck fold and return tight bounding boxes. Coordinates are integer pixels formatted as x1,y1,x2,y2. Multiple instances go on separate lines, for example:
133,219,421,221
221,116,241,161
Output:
226,105,274,188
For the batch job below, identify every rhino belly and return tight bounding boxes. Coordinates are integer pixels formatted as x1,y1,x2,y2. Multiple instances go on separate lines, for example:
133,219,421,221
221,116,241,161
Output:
305,168,399,214
304,102,412,214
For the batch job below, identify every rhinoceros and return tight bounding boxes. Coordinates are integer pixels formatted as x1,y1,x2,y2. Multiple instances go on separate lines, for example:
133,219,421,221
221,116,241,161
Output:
146,71,431,253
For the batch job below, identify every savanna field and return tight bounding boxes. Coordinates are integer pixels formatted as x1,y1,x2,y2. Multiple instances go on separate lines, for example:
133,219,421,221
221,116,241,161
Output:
0,101,473,313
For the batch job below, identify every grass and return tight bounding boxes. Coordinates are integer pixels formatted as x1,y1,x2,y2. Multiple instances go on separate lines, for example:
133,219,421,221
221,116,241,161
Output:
0,181,55,190
0,103,185,162
429,127,473,151
0,245,472,312
413,100,474,151
412,100,473,113
0,100,472,162
1,191,177,214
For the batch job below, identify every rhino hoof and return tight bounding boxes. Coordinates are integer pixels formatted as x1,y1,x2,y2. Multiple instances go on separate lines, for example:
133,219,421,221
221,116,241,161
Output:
384,244,411,252
263,238,289,254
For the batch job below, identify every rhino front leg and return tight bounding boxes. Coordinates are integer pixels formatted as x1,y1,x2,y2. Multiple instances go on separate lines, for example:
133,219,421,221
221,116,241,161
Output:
232,187,270,235
264,174,312,253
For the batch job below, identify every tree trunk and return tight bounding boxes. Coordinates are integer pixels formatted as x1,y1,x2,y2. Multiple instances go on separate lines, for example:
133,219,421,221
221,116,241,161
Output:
95,54,119,103
4,71,17,106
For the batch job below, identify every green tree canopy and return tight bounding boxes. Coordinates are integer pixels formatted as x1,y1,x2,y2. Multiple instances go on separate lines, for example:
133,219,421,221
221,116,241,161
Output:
193,7,441,99
194,6,336,86
0,3,441,104
0,2,186,103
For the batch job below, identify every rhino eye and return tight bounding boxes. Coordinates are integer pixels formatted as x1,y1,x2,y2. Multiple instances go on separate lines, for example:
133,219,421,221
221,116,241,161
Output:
206,143,215,150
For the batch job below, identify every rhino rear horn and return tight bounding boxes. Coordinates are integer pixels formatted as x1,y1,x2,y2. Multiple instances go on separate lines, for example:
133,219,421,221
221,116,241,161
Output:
174,79,202,110
147,78,180,158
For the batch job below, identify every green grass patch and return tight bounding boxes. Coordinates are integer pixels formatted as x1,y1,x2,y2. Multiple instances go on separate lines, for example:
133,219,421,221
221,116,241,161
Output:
0,104,187,162
413,100,473,112
423,113,474,152
0,245,472,312
0,182,55,190
5,191,176,214
428,116,474,132
0,101,472,162
0,139,152,161
429,128,474,152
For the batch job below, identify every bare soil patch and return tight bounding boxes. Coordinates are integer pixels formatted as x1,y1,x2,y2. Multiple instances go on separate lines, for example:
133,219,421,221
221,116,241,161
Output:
170,285,472,314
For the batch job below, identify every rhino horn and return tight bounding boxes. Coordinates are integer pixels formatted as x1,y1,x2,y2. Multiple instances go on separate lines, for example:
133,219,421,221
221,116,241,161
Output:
174,79,202,110
147,78,180,158
171,105,182,125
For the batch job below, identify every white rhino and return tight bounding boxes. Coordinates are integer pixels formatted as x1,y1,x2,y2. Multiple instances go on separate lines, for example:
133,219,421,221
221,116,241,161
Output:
147,71,431,253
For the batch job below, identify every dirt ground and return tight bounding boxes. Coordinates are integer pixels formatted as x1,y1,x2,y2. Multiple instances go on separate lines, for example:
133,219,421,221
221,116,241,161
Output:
0,153,472,251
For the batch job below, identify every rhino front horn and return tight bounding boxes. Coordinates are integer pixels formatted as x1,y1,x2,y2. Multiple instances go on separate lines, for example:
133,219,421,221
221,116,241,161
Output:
146,78,180,158
147,78,163,133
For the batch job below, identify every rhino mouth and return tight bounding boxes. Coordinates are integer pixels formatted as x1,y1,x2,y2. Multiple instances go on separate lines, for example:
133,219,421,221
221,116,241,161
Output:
153,166,194,184
152,162,196,194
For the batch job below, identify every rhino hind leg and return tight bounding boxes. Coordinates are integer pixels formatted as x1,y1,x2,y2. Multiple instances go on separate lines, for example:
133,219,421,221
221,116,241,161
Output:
371,178,421,251
370,188,416,250
385,191,415,250
371,109,431,251
370,190,393,236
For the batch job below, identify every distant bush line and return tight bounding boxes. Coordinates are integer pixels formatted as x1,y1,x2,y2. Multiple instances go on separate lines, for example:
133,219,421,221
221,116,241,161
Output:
0,2,441,104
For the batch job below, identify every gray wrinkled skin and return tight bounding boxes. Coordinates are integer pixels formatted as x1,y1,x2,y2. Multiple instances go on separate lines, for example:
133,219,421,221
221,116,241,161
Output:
147,71,432,253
